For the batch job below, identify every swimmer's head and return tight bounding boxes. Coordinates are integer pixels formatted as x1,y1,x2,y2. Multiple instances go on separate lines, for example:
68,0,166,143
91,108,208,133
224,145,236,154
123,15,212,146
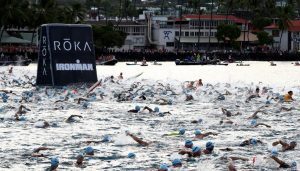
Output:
135,105,140,111
217,95,225,100
271,148,278,157
206,141,214,151
76,154,84,164
167,99,173,105
82,102,89,109
195,129,201,136
179,128,185,135
172,159,182,167
127,152,136,158
192,146,201,154
19,115,26,121
154,107,159,113
250,119,257,126
84,146,94,155
185,140,193,148
291,161,297,167
102,135,111,142
290,141,297,147
50,157,59,167
266,100,271,105
198,118,203,123
250,138,257,145
159,163,168,171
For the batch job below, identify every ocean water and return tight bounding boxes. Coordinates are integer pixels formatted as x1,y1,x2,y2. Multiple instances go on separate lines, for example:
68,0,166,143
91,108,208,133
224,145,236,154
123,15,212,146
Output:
0,62,299,171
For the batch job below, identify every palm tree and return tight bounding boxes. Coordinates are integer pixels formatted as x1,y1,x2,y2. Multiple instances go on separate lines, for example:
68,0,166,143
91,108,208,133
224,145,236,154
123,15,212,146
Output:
208,0,214,51
276,5,295,50
64,3,86,23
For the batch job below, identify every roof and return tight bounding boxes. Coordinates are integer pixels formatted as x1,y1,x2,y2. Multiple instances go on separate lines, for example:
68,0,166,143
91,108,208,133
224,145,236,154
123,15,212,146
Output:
1,36,31,44
264,23,278,29
176,14,248,24
288,20,300,31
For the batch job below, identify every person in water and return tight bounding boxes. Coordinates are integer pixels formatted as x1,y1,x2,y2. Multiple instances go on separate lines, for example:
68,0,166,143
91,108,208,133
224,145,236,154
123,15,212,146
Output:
246,87,260,102
221,108,241,117
128,105,141,113
272,140,297,151
31,147,54,157
194,129,218,139
240,138,263,146
270,156,296,168
196,79,203,87
65,115,83,123
284,91,294,102
118,72,123,80
179,146,202,157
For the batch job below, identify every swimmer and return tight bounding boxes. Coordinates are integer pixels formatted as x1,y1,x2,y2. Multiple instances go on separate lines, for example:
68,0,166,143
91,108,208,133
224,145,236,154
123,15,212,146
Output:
31,147,54,157
179,146,202,157
221,108,241,117
272,140,297,151
239,138,263,146
195,79,203,87
185,94,194,101
250,119,271,128
154,98,173,105
65,115,83,123
75,154,85,167
84,146,94,156
194,129,218,139
284,91,294,102
224,157,249,171
47,157,59,171
126,131,150,146
158,163,169,171
246,87,260,102
34,120,50,128
172,159,182,168
220,119,234,125
85,135,112,144
203,141,214,154
15,105,31,115
118,72,123,80
128,105,141,113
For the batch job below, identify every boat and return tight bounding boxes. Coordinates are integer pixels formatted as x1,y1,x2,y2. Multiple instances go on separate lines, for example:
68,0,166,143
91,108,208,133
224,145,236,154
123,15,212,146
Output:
140,64,148,66
175,59,227,66
97,59,118,66
236,63,250,66
153,63,162,65
0,59,32,66
126,63,139,65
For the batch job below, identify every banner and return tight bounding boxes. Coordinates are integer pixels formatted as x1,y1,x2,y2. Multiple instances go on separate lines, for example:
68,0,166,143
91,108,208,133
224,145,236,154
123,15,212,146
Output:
36,24,98,86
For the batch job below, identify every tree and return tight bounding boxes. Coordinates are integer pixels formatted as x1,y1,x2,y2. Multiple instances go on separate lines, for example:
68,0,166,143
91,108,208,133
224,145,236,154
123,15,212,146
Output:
252,17,273,30
257,31,273,45
276,5,295,49
92,24,127,49
64,3,87,23
216,24,241,47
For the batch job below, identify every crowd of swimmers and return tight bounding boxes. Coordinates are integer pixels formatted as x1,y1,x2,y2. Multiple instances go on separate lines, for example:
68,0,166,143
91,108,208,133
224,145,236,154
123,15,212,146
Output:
0,67,298,170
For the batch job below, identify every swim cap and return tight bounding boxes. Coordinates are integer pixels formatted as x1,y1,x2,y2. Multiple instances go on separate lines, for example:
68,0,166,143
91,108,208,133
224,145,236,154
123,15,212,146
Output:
82,102,89,109
19,115,26,121
85,146,94,154
135,105,140,111
271,148,278,157
172,159,182,166
154,107,160,113
195,129,201,135
127,152,136,158
185,140,193,148
206,141,214,149
291,161,297,167
192,146,201,153
167,99,173,105
50,157,59,166
250,119,257,126
179,128,185,135
198,118,203,123
250,138,257,145
159,163,168,170
102,135,111,142
77,153,84,159
158,112,164,117
266,100,271,104
217,95,225,100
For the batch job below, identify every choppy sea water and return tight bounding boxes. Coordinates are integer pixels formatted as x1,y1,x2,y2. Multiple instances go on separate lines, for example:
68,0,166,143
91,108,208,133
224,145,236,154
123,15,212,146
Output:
0,62,299,171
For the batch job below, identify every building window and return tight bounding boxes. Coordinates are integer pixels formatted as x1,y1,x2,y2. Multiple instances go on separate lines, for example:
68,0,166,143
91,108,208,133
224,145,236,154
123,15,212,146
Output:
195,32,199,36
166,42,174,47
185,32,189,36
190,32,194,36
175,31,179,36
200,32,204,36
205,32,209,37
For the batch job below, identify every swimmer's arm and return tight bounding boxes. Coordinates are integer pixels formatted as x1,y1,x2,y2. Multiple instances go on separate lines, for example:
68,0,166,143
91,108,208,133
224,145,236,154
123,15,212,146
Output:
277,140,289,147
142,106,153,113
33,147,54,153
229,157,249,161
127,133,149,146
271,156,288,167
179,150,193,157
254,123,271,128
204,132,218,136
